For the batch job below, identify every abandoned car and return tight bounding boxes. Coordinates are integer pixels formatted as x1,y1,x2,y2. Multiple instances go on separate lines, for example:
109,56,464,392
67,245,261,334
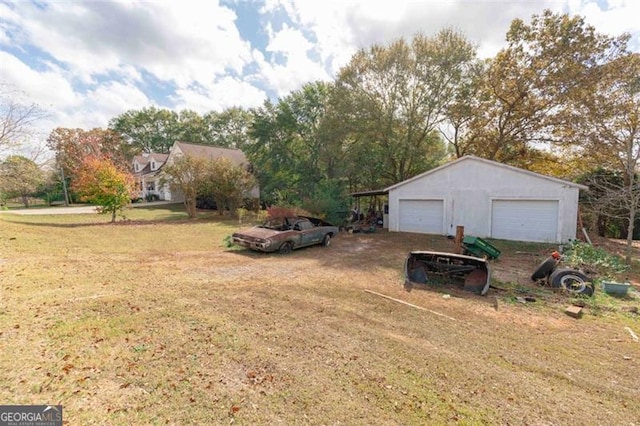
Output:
404,251,491,295
231,216,339,254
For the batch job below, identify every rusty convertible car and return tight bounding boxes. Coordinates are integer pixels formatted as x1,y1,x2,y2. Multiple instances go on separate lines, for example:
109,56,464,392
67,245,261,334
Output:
231,216,339,254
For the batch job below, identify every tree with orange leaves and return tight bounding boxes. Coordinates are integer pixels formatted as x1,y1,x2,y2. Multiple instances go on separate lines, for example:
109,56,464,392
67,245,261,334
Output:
72,157,136,222
46,127,135,202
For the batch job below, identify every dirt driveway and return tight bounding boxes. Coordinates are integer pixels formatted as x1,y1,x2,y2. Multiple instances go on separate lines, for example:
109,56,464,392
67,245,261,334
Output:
207,230,639,424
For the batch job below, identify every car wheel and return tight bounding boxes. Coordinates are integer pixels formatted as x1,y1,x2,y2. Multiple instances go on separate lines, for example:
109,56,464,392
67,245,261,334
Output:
279,242,293,254
322,234,331,247
548,268,593,296
531,257,559,281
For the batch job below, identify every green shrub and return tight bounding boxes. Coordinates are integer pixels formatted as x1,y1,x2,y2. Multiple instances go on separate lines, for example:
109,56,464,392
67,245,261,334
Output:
301,179,351,226
561,240,629,278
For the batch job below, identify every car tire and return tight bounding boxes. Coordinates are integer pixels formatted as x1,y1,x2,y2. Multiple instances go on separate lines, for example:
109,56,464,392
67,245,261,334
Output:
279,242,293,254
322,234,331,247
548,268,593,296
531,257,559,281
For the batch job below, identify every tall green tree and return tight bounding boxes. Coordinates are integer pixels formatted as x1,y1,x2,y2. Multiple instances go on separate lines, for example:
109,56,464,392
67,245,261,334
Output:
0,155,44,207
203,107,253,150
247,82,339,206
247,100,301,205
332,29,471,186
177,109,209,144
110,107,254,153
109,107,181,153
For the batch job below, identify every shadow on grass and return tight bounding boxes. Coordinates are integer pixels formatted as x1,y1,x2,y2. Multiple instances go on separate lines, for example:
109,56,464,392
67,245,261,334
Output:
0,215,221,228
0,218,113,228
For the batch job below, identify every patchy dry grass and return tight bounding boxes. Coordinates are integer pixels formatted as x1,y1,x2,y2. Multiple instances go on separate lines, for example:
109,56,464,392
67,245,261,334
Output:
1,205,639,425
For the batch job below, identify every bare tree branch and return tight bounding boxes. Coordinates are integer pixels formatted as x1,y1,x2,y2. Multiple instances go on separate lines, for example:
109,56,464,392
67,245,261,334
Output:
0,86,48,156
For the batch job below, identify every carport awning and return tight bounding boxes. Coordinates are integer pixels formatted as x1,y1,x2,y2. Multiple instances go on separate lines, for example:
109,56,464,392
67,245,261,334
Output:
350,189,388,197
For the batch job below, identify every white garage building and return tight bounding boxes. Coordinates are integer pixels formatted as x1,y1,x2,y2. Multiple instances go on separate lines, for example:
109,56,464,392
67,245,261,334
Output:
385,156,587,243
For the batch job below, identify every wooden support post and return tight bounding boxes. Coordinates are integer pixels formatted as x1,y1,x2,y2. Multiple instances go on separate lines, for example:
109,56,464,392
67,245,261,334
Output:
454,225,464,254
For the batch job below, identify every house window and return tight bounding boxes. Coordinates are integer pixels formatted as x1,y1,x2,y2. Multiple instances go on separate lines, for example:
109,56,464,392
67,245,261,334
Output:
151,161,156,170
147,182,156,191
134,163,139,172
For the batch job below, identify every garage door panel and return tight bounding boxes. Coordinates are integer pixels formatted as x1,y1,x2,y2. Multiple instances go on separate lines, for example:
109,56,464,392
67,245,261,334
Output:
399,200,443,234
491,200,558,242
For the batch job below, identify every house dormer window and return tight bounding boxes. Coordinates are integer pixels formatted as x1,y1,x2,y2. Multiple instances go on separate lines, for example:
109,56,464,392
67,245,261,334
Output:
134,163,139,172
151,161,156,170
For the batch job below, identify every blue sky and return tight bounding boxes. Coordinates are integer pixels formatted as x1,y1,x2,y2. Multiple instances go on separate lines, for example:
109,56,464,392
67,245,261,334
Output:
0,0,638,155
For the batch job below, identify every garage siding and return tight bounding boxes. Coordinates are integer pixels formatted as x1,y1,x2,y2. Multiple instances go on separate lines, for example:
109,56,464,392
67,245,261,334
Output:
491,200,559,242
398,200,444,234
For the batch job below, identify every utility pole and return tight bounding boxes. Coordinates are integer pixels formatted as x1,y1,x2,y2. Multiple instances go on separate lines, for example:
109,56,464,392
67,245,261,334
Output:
59,164,69,206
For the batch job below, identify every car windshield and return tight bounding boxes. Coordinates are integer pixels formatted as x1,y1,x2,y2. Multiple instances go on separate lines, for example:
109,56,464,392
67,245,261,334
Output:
260,217,289,230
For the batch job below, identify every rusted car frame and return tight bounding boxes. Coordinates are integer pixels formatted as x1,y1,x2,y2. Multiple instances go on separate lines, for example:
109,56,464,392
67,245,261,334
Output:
404,251,491,295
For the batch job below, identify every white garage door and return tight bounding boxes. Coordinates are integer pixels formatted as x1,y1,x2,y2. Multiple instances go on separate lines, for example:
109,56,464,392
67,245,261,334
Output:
399,200,444,234
491,200,559,242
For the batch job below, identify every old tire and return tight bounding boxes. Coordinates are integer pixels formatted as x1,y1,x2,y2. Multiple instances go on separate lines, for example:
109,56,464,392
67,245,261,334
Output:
531,257,559,281
322,234,331,247
279,242,293,254
548,268,593,296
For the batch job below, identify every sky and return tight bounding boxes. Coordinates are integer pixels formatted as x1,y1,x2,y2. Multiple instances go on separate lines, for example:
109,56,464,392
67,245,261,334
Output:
0,0,639,158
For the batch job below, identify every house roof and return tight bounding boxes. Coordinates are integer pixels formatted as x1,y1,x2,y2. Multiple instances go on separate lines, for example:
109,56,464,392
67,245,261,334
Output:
135,162,163,177
173,141,247,166
133,153,169,165
133,153,169,178
385,155,588,191
150,153,169,162
133,142,251,179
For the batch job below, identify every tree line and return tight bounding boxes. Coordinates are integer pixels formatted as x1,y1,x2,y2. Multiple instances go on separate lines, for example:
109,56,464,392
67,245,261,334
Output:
1,10,638,253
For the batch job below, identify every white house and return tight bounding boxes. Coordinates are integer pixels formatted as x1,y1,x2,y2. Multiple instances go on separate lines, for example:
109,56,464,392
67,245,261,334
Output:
132,141,259,202
132,152,169,200
385,156,587,243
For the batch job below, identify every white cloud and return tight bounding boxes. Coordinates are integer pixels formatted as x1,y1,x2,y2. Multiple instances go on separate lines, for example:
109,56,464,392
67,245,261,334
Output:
0,51,152,152
173,76,267,113
253,49,329,97
266,23,313,56
73,81,151,128
0,51,78,109
255,23,330,95
260,0,571,79
567,0,640,48
4,0,254,88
